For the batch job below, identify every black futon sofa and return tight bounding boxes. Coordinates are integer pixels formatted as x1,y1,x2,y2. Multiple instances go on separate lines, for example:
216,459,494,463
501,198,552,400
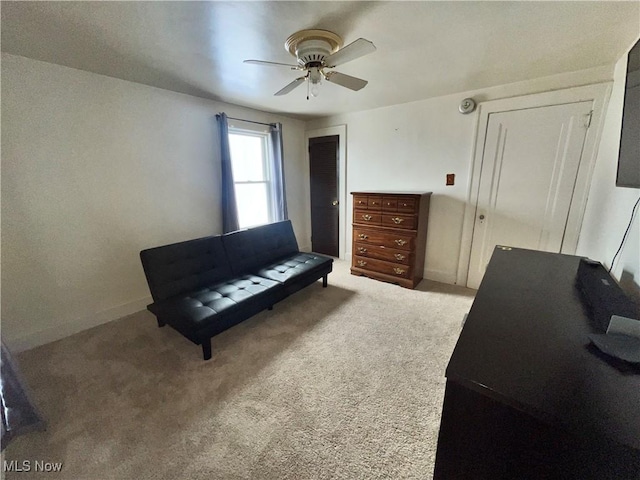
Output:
140,220,333,360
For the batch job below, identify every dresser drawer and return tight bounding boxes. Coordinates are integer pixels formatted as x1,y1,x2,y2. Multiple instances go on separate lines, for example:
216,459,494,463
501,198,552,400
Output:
353,195,369,209
382,196,398,211
353,256,411,278
367,196,383,210
382,213,417,230
353,228,414,251
354,210,381,225
354,242,412,265
397,197,417,213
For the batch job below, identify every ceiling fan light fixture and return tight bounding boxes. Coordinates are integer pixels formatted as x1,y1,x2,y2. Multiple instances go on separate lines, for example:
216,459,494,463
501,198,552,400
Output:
309,67,322,97
246,29,375,99
309,67,322,84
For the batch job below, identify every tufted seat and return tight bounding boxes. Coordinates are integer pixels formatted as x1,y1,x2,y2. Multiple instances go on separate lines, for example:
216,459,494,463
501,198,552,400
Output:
148,275,281,327
150,274,279,318
140,220,333,360
256,253,332,293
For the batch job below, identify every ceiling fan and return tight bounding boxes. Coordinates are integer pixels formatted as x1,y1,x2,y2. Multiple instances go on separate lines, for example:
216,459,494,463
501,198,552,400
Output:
244,29,376,99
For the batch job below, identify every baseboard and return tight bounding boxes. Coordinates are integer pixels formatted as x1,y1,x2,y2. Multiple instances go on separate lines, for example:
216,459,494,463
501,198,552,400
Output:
6,296,153,352
424,269,457,285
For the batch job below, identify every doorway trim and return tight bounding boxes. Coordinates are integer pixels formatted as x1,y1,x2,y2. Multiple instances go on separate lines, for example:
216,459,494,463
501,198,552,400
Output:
456,83,613,287
305,125,347,259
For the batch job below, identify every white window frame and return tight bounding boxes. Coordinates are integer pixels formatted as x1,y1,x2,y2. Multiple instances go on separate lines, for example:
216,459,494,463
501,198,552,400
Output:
228,123,275,228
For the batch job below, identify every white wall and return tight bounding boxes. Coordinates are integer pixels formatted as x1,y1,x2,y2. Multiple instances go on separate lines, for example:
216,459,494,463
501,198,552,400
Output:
306,66,614,285
577,46,640,302
1,53,308,351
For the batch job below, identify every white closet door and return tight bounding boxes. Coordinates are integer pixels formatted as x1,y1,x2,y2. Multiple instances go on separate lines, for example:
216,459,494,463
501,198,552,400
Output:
467,101,592,289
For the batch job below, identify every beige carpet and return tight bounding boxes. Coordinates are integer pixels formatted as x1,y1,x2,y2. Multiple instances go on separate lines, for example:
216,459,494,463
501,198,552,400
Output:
4,259,475,480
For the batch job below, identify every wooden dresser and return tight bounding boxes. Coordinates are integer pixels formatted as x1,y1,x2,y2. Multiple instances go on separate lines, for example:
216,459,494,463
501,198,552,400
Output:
350,191,431,289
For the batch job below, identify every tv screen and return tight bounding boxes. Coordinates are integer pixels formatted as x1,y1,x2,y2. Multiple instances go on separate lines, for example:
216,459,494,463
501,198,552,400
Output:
617,38,640,188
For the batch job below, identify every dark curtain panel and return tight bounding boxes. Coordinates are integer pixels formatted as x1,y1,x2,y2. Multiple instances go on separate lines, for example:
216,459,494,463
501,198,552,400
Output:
269,123,288,222
1,341,45,450
216,113,239,233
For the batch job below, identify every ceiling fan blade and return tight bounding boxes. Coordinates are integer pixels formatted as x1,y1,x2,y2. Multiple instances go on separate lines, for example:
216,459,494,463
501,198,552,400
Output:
244,59,299,69
324,38,376,67
274,77,306,96
324,71,368,91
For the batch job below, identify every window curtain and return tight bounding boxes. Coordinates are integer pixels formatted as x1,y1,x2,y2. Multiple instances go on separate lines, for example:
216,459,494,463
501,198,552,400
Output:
1,341,45,450
216,113,239,233
269,123,288,222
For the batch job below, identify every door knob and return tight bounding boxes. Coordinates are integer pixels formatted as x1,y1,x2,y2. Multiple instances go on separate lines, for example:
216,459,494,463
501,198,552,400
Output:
332,200,339,206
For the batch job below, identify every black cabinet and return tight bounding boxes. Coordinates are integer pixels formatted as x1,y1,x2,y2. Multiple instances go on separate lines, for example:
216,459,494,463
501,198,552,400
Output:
434,247,640,479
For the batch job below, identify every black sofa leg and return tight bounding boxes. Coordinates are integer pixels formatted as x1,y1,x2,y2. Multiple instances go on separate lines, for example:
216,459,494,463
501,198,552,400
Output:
323,275,328,288
202,339,212,361
157,317,166,328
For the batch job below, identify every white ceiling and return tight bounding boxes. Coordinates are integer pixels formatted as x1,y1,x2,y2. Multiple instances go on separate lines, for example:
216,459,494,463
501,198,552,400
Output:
2,1,639,120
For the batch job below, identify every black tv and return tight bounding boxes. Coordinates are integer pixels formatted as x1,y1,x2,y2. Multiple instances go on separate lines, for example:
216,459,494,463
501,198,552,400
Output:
617,38,640,189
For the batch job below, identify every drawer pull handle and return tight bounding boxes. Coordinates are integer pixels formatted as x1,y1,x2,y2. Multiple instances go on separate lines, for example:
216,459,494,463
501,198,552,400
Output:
393,267,405,275
394,239,407,246
371,201,378,205
358,201,365,205
387,202,392,206
394,254,405,261
391,217,404,224
362,214,373,221
357,260,367,267
359,234,368,240
358,247,367,253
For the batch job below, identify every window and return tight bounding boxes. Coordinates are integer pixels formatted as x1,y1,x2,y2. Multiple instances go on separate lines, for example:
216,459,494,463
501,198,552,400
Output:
228,128,273,228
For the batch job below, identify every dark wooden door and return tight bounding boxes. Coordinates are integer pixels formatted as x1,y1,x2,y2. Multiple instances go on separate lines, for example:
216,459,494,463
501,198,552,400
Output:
309,135,339,257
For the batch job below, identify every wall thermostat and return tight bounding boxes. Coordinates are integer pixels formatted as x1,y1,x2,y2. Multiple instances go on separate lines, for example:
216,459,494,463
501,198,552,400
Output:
458,98,476,114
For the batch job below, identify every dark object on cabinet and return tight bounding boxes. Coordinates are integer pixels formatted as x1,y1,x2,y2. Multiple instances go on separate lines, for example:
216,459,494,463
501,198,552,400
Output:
140,220,333,360
350,191,431,289
434,247,640,479
576,257,639,331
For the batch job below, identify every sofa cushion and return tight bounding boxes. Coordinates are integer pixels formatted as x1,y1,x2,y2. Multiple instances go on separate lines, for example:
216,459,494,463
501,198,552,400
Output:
256,253,333,285
148,275,282,332
222,220,299,276
140,236,232,303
